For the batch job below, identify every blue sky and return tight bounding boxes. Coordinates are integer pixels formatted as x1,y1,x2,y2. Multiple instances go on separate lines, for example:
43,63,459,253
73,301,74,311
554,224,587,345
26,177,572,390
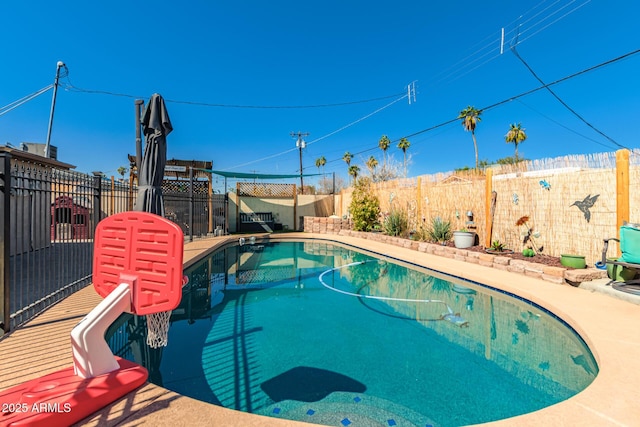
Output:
1,1,638,190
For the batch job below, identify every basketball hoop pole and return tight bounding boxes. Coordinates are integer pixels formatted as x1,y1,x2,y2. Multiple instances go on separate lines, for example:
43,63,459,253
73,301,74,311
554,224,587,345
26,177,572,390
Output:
71,278,136,378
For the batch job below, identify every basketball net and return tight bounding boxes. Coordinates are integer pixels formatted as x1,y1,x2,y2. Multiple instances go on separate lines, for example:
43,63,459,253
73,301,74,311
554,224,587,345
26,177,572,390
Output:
146,310,172,348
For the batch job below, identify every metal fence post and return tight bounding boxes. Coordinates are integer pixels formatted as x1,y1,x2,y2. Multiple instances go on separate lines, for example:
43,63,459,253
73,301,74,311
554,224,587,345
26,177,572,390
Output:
0,152,12,334
92,172,103,235
188,166,194,241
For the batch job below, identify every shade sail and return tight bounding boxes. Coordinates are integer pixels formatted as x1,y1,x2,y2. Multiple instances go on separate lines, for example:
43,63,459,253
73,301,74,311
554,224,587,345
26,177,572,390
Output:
200,169,325,180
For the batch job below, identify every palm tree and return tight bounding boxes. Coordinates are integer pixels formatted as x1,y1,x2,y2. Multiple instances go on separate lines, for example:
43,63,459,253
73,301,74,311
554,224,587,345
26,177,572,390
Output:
457,106,482,170
117,166,128,182
348,165,360,184
397,137,410,177
315,156,326,174
504,123,527,162
342,151,352,177
366,156,378,177
342,151,352,166
378,135,391,166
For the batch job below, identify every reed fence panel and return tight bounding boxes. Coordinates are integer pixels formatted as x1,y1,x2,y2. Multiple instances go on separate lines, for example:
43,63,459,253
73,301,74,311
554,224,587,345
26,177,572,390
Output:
338,150,637,266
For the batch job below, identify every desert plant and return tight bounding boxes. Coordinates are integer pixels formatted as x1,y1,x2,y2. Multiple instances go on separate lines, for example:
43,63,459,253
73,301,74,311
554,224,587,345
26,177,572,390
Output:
491,240,506,252
426,217,452,244
349,177,380,231
383,208,408,237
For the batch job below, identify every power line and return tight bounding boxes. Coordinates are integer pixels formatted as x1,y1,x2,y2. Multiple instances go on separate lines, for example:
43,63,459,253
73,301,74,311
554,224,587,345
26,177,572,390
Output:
62,77,406,109
0,85,54,117
227,48,638,175
165,93,406,109
61,3,586,113
513,0,592,47
305,94,409,147
482,48,640,113
347,48,640,165
509,44,626,149
514,98,615,149
428,0,591,90
222,92,410,171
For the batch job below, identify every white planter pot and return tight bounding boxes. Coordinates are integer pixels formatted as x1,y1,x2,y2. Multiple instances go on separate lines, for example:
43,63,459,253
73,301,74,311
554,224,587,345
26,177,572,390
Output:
453,231,476,248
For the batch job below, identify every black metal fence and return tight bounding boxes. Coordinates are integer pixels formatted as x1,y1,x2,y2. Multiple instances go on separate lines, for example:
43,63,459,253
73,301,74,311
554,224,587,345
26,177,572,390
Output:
163,177,226,237
0,152,226,335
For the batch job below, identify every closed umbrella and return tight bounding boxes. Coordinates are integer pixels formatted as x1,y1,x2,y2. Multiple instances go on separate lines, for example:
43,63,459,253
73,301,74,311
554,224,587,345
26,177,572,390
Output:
135,93,172,216
135,93,173,357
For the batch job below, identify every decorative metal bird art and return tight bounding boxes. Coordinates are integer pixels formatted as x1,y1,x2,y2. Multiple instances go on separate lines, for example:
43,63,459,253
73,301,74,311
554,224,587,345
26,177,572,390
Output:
570,194,599,223
539,179,551,191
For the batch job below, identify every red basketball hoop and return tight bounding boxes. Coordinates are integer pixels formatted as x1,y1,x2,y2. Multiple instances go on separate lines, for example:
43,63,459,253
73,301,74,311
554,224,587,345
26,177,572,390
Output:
92,211,186,349
0,211,186,426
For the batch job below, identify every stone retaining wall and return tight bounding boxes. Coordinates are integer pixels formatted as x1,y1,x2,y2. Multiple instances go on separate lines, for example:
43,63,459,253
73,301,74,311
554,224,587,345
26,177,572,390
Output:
332,229,606,286
303,216,352,234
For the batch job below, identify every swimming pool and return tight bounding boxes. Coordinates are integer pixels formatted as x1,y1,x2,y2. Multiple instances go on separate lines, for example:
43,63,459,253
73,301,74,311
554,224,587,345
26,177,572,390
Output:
108,239,598,427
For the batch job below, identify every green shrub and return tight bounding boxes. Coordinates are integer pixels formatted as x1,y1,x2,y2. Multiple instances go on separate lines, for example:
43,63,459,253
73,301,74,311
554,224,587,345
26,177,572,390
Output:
425,217,452,244
383,209,408,237
349,178,380,231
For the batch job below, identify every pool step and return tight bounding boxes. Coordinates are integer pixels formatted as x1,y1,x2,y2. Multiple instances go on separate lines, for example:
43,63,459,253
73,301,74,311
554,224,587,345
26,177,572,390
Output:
260,391,438,427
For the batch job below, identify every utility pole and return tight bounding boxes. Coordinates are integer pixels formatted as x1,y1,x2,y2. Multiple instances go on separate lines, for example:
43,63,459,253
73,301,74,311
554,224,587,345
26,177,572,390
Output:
44,61,66,159
291,131,309,194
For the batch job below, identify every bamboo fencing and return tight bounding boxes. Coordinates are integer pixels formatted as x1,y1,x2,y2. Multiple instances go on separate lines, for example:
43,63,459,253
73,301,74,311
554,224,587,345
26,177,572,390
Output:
336,149,640,266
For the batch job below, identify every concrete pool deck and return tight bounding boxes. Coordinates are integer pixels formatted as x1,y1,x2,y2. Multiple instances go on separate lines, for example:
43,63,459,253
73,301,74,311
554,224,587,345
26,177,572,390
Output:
1,232,639,426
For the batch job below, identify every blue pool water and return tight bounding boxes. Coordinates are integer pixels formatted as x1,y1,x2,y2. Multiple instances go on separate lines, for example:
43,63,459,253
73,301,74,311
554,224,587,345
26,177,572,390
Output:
108,240,598,427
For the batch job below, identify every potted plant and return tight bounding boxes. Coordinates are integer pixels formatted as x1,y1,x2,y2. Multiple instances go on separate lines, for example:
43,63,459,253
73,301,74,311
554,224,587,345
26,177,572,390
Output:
453,228,476,249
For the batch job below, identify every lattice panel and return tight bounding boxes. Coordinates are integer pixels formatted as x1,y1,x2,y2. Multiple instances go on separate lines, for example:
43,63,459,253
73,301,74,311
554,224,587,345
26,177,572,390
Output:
162,179,209,194
238,182,294,198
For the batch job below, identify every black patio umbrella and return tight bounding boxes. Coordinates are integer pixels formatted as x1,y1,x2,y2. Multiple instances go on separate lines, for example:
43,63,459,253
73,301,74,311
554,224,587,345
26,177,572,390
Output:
134,93,173,371
135,93,172,216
